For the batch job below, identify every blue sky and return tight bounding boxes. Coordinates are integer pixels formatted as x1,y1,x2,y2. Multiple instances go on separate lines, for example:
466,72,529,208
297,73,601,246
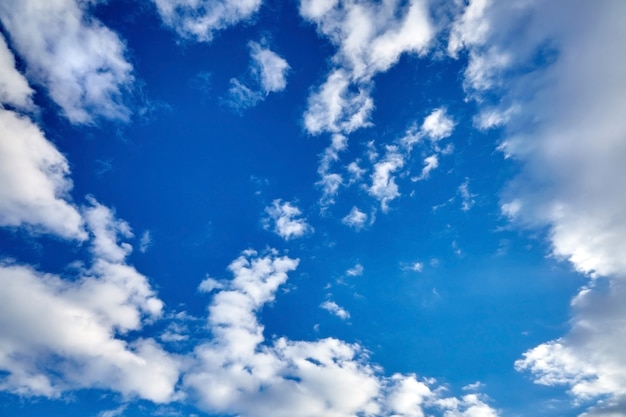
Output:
0,1,625,416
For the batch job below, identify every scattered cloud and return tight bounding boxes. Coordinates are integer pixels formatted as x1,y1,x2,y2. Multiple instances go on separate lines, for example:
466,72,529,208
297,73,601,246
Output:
420,108,455,142
139,230,153,253
249,41,290,94
368,146,404,212
321,299,351,320
342,206,368,230
0,0,134,123
264,199,312,240
227,41,290,110
346,263,363,277
184,249,499,417
458,179,476,212
300,0,434,134
152,0,262,42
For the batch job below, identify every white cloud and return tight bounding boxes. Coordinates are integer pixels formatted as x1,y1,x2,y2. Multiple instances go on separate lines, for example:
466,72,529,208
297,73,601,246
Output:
415,155,439,181
0,0,134,124
449,0,626,413
185,250,499,417
342,206,367,230
0,34,34,111
317,134,347,207
300,0,434,135
321,299,350,320
226,78,263,110
421,108,455,141
152,0,262,42
198,276,224,293
0,200,180,402
264,199,312,240
227,41,290,110
250,41,290,94
458,179,476,212
368,147,405,212
409,262,423,273
0,109,86,239
346,263,363,276
139,230,153,253
304,69,374,135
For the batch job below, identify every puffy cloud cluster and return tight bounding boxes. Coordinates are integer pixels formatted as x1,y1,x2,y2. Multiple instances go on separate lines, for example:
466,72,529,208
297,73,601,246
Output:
0,0,134,124
264,199,313,240
185,249,498,417
0,200,180,402
301,0,434,135
153,0,262,42
448,0,626,414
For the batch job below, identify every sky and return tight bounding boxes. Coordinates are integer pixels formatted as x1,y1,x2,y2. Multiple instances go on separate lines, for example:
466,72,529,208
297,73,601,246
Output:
0,0,625,416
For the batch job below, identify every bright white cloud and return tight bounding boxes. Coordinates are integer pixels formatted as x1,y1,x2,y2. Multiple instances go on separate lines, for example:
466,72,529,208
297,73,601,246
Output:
250,42,290,94
342,206,367,230
421,108,455,141
264,199,312,240
0,0,134,124
321,299,350,320
415,155,439,181
152,0,262,42
227,41,290,110
0,109,86,239
449,0,626,413
0,200,180,402
0,34,34,111
300,0,434,135
185,250,499,417
369,146,405,212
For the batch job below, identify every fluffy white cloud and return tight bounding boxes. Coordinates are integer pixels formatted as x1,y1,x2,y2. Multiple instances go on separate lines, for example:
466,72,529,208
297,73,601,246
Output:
420,109,455,142
185,250,499,417
264,199,312,240
321,299,350,320
301,0,434,135
153,0,262,42
449,0,626,413
0,109,86,239
0,200,180,402
0,34,34,111
342,206,368,230
0,0,134,124
368,146,404,212
250,42,290,94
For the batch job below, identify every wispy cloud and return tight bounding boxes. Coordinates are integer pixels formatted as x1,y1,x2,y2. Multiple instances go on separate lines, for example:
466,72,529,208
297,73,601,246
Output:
152,0,262,42
321,299,351,320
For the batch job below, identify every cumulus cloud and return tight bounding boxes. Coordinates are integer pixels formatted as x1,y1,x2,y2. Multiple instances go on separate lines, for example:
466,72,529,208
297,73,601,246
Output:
0,0,134,124
250,41,290,94
0,109,86,239
0,34,34,111
152,0,262,42
185,249,499,417
301,0,434,135
0,199,180,402
368,146,405,212
449,0,626,413
342,206,368,230
420,108,455,142
264,199,312,240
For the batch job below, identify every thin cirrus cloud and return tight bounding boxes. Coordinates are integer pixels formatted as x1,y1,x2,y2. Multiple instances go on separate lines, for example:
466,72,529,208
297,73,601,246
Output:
449,0,626,414
0,0,134,124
